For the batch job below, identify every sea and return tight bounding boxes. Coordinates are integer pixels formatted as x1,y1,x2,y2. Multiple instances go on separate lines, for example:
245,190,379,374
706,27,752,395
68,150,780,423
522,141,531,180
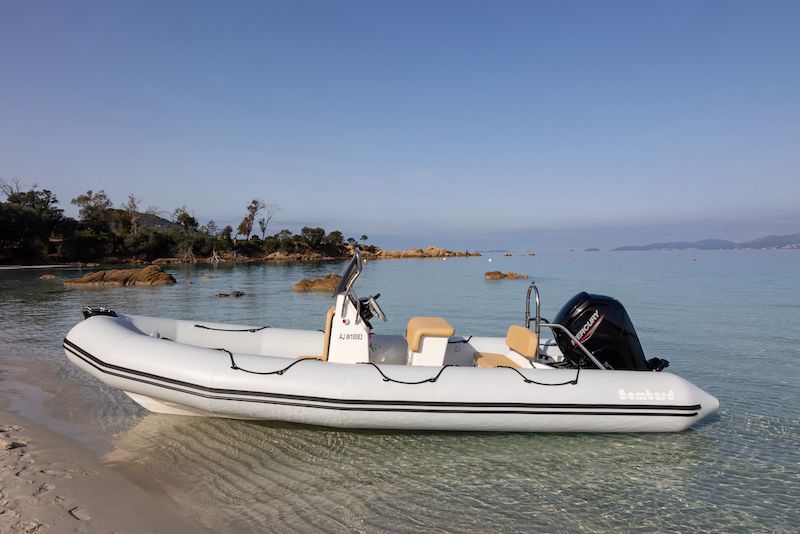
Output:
1,250,798,532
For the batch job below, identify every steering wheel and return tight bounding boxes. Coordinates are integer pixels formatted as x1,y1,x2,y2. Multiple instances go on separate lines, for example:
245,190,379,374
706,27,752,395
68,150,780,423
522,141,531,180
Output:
367,293,387,322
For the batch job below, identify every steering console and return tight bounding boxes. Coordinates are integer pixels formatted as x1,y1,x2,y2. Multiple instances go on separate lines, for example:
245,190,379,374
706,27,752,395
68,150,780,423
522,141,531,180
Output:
359,293,387,327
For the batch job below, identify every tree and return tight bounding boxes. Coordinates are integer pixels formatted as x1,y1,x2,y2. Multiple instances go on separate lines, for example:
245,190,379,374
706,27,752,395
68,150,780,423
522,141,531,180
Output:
360,235,368,242
172,206,198,231
71,190,113,232
261,203,281,235
324,230,345,254
123,194,140,235
221,225,233,241
206,220,219,236
1,178,63,226
300,227,325,250
234,199,280,240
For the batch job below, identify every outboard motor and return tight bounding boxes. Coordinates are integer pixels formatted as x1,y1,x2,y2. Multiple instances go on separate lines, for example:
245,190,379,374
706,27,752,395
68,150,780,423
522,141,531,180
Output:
552,292,668,371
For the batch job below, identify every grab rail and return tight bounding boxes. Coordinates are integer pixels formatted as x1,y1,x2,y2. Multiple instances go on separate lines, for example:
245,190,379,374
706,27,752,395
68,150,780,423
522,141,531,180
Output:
525,282,607,371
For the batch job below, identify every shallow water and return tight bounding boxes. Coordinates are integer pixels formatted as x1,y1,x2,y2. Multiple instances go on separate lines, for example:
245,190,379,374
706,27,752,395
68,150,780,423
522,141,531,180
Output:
1,250,798,531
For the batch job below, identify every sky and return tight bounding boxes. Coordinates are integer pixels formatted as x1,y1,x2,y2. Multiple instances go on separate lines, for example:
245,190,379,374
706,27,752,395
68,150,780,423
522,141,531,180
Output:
1,0,799,249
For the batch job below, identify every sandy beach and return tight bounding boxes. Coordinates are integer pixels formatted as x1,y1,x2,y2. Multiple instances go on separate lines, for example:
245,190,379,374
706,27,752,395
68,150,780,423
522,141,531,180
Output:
0,404,208,534
0,355,209,534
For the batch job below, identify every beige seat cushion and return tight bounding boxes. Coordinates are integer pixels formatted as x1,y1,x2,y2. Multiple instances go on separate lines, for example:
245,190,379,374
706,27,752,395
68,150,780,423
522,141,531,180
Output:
298,307,336,361
405,316,455,352
506,325,539,358
473,352,520,369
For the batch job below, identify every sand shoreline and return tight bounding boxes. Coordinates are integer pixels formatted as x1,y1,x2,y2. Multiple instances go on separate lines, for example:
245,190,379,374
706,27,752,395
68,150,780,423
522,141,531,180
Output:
0,404,210,534
0,365,209,533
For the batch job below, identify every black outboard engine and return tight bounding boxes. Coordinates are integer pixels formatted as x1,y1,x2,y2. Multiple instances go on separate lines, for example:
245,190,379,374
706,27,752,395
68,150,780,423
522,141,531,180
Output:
552,292,668,371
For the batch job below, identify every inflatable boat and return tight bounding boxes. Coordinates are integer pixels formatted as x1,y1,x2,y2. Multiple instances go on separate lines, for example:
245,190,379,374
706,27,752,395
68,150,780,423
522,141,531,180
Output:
63,250,719,432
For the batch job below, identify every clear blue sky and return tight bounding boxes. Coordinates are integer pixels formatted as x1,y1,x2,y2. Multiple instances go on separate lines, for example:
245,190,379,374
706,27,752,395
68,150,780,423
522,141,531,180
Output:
1,0,798,249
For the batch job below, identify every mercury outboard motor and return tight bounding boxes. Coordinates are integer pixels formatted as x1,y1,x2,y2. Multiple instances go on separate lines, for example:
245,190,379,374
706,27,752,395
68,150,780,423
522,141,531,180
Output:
552,292,668,371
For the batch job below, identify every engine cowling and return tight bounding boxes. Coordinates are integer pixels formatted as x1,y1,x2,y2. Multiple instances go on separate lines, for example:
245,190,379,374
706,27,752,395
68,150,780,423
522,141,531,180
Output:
552,292,666,371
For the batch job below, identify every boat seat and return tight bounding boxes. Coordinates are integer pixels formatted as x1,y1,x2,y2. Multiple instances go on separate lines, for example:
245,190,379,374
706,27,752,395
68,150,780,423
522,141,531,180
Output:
406,316,455,366
473,352,520,368
473,325,538,369
297,307,336,361
406,317,455,353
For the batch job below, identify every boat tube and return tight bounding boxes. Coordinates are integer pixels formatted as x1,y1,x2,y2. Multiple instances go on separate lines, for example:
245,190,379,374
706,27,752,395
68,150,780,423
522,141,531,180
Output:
64,250,719,432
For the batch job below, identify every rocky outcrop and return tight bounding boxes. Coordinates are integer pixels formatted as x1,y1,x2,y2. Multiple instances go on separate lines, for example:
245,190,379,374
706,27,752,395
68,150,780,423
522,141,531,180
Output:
484,271,529,280
151,257,184,265
65,265,177,287
292,274,341,292
369,246,480,259
39,274,55,280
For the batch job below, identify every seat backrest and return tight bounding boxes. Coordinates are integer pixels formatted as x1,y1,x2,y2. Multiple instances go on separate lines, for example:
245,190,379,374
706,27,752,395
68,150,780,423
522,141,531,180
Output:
321,307,336,361
406,316,455,353
506,325,539,358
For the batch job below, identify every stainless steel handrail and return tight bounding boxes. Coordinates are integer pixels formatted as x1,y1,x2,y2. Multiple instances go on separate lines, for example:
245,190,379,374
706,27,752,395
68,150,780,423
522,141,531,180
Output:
540,322,608,370
525,281,607,371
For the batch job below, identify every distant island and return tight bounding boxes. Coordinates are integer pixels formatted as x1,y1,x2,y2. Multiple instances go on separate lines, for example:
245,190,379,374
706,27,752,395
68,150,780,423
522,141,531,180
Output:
613,234,800,251
584,248,601,252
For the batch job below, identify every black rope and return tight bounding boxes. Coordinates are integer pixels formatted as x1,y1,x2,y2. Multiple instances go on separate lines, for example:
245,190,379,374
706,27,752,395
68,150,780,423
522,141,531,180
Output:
195,324,270,333
498,365,580,386
216,348,320,375
448,336,473,344
359,362,454,384
215,347,579,386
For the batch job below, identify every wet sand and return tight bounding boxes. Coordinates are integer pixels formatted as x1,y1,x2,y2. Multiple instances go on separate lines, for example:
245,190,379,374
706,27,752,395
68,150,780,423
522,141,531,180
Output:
0,405,210,534
0,359,209,534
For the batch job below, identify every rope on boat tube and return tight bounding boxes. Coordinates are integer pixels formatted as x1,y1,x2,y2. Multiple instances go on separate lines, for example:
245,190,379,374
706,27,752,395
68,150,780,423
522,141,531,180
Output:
216,347,580,385
448,336,473,344
359,362,454,384
195,324,270,333
499,365,581,386
216,348,320,375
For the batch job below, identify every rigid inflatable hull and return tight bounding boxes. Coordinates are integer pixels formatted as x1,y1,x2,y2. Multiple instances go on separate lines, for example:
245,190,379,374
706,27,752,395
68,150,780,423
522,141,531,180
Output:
64,315,719,432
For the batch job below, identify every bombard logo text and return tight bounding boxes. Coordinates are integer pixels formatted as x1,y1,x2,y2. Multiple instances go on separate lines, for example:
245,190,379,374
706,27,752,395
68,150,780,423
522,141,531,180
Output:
618,389,675,401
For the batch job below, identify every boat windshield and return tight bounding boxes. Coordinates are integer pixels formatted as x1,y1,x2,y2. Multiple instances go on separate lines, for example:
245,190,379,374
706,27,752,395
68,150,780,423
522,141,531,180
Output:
333,248,362,296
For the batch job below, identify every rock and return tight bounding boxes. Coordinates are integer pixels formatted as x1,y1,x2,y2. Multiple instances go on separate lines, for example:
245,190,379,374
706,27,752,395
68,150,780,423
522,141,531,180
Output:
217,293,230,297
292,274,341,292
39,274,56,280
503,252,512,256
69,507,91,521
64,265,177,287
484,271,528,280
372,246,480,259
0,436,27,449
200,275,217,280
231,291,246,297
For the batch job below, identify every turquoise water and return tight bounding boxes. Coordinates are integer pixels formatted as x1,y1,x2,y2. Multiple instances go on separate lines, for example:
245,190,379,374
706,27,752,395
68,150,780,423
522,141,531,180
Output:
1,250,798,531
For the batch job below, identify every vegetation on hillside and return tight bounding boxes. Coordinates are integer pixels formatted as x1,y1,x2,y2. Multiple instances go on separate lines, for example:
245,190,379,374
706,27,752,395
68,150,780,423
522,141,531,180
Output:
0,179,376,264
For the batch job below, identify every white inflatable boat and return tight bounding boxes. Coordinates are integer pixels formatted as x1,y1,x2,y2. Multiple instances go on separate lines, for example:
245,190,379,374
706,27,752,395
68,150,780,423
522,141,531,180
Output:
64,250,719,432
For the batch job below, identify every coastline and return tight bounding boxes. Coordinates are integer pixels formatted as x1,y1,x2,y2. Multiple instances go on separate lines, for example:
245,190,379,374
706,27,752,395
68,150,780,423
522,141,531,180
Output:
1,246,482,268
